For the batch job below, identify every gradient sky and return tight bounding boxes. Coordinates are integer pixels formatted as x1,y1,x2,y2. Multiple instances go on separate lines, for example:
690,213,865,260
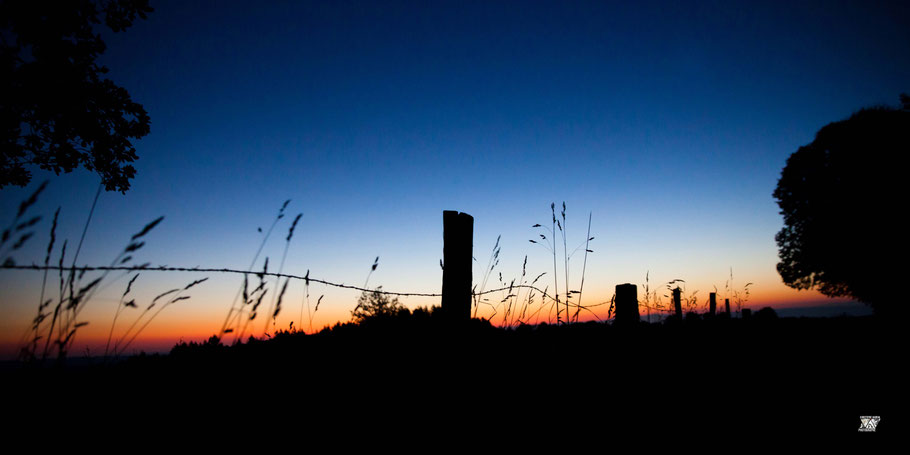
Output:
2,0,907,357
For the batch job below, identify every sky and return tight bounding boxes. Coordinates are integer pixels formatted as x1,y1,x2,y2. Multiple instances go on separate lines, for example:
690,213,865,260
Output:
2,0,907,358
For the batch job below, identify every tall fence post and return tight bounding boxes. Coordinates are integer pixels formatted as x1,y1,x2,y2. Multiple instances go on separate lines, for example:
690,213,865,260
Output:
673,287,683,319
614,283,639,325
725,298,731,317
442,210,473,322
709,292,717,316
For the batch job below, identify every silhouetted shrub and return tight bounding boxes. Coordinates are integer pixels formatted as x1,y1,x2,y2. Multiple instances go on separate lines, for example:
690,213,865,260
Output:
352,288,407,323
754,307,778,321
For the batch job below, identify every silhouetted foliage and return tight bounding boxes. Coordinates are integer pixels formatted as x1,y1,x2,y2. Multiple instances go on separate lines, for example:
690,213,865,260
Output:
1,0,153,193
351,288,407,323
753,306,778,321
773,95,909,315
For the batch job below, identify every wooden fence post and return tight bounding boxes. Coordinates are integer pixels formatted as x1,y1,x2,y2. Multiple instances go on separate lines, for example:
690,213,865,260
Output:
614,283,639,325
442,210,473,322
725,298,731,317
673,287,683,319
709,292,717,316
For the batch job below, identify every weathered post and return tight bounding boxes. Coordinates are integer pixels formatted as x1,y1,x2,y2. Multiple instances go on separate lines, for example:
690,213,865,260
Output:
725,298,731,316
673,287,683,320
442,210,473,322
614,283,639,325
709,292,717,316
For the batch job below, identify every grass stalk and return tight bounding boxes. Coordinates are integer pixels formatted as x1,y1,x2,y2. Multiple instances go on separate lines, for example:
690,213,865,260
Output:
551,203,560,325
41,182,102,361
574,212,592,323
219,200,288,339
561,202,569,324
263,212,302,335
104,273,139,359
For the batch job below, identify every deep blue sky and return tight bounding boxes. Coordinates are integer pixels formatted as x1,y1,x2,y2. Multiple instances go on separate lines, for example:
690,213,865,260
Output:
2,0,906,351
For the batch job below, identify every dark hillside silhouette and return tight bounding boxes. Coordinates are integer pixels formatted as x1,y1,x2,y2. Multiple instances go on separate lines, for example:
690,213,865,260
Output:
0,0,152,192
5,311,899,436
774,94,909,316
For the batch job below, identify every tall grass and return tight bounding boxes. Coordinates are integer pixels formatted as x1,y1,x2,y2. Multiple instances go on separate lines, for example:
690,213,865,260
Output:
263,212,302,336
574,212,592,323
234,258,270,341
219,200,290,342
529,208,559,324
110,276,208,357
472,235,501,319
643,273,682,322
499,255,526,327
5,180,208,363
104,272,139,357
726,267,752,316
528,202,595,325
1,179,49,266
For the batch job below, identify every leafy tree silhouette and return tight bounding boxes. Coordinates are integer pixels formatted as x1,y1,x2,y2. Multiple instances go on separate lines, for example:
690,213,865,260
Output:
773,94,909,316
352,288,408,323
1,0,153,193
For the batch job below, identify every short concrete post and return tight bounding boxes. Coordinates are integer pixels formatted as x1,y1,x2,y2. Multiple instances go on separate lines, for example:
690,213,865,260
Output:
614,283,639,325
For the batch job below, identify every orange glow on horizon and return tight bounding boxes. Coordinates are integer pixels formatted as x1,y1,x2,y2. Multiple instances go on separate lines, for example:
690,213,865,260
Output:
0,276,866,360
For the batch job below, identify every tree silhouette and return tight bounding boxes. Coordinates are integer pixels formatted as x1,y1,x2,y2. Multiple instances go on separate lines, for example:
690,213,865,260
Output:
1,0,153,193
773,95,909,315
352,288,407,323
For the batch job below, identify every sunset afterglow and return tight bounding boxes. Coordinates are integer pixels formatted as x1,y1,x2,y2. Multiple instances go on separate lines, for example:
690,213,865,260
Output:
1,1,901,359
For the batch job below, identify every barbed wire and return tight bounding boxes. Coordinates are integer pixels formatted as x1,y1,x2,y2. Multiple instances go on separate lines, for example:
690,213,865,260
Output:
0,263,615,313
2,263,439,296
1,263,532,298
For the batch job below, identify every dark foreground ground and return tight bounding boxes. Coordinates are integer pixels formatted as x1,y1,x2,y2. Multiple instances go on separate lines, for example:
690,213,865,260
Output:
3,314,900,439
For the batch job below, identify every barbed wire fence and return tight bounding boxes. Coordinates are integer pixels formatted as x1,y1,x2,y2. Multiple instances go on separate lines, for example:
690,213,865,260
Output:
0,263,610,319
2,183,619,361
1,261,613,359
